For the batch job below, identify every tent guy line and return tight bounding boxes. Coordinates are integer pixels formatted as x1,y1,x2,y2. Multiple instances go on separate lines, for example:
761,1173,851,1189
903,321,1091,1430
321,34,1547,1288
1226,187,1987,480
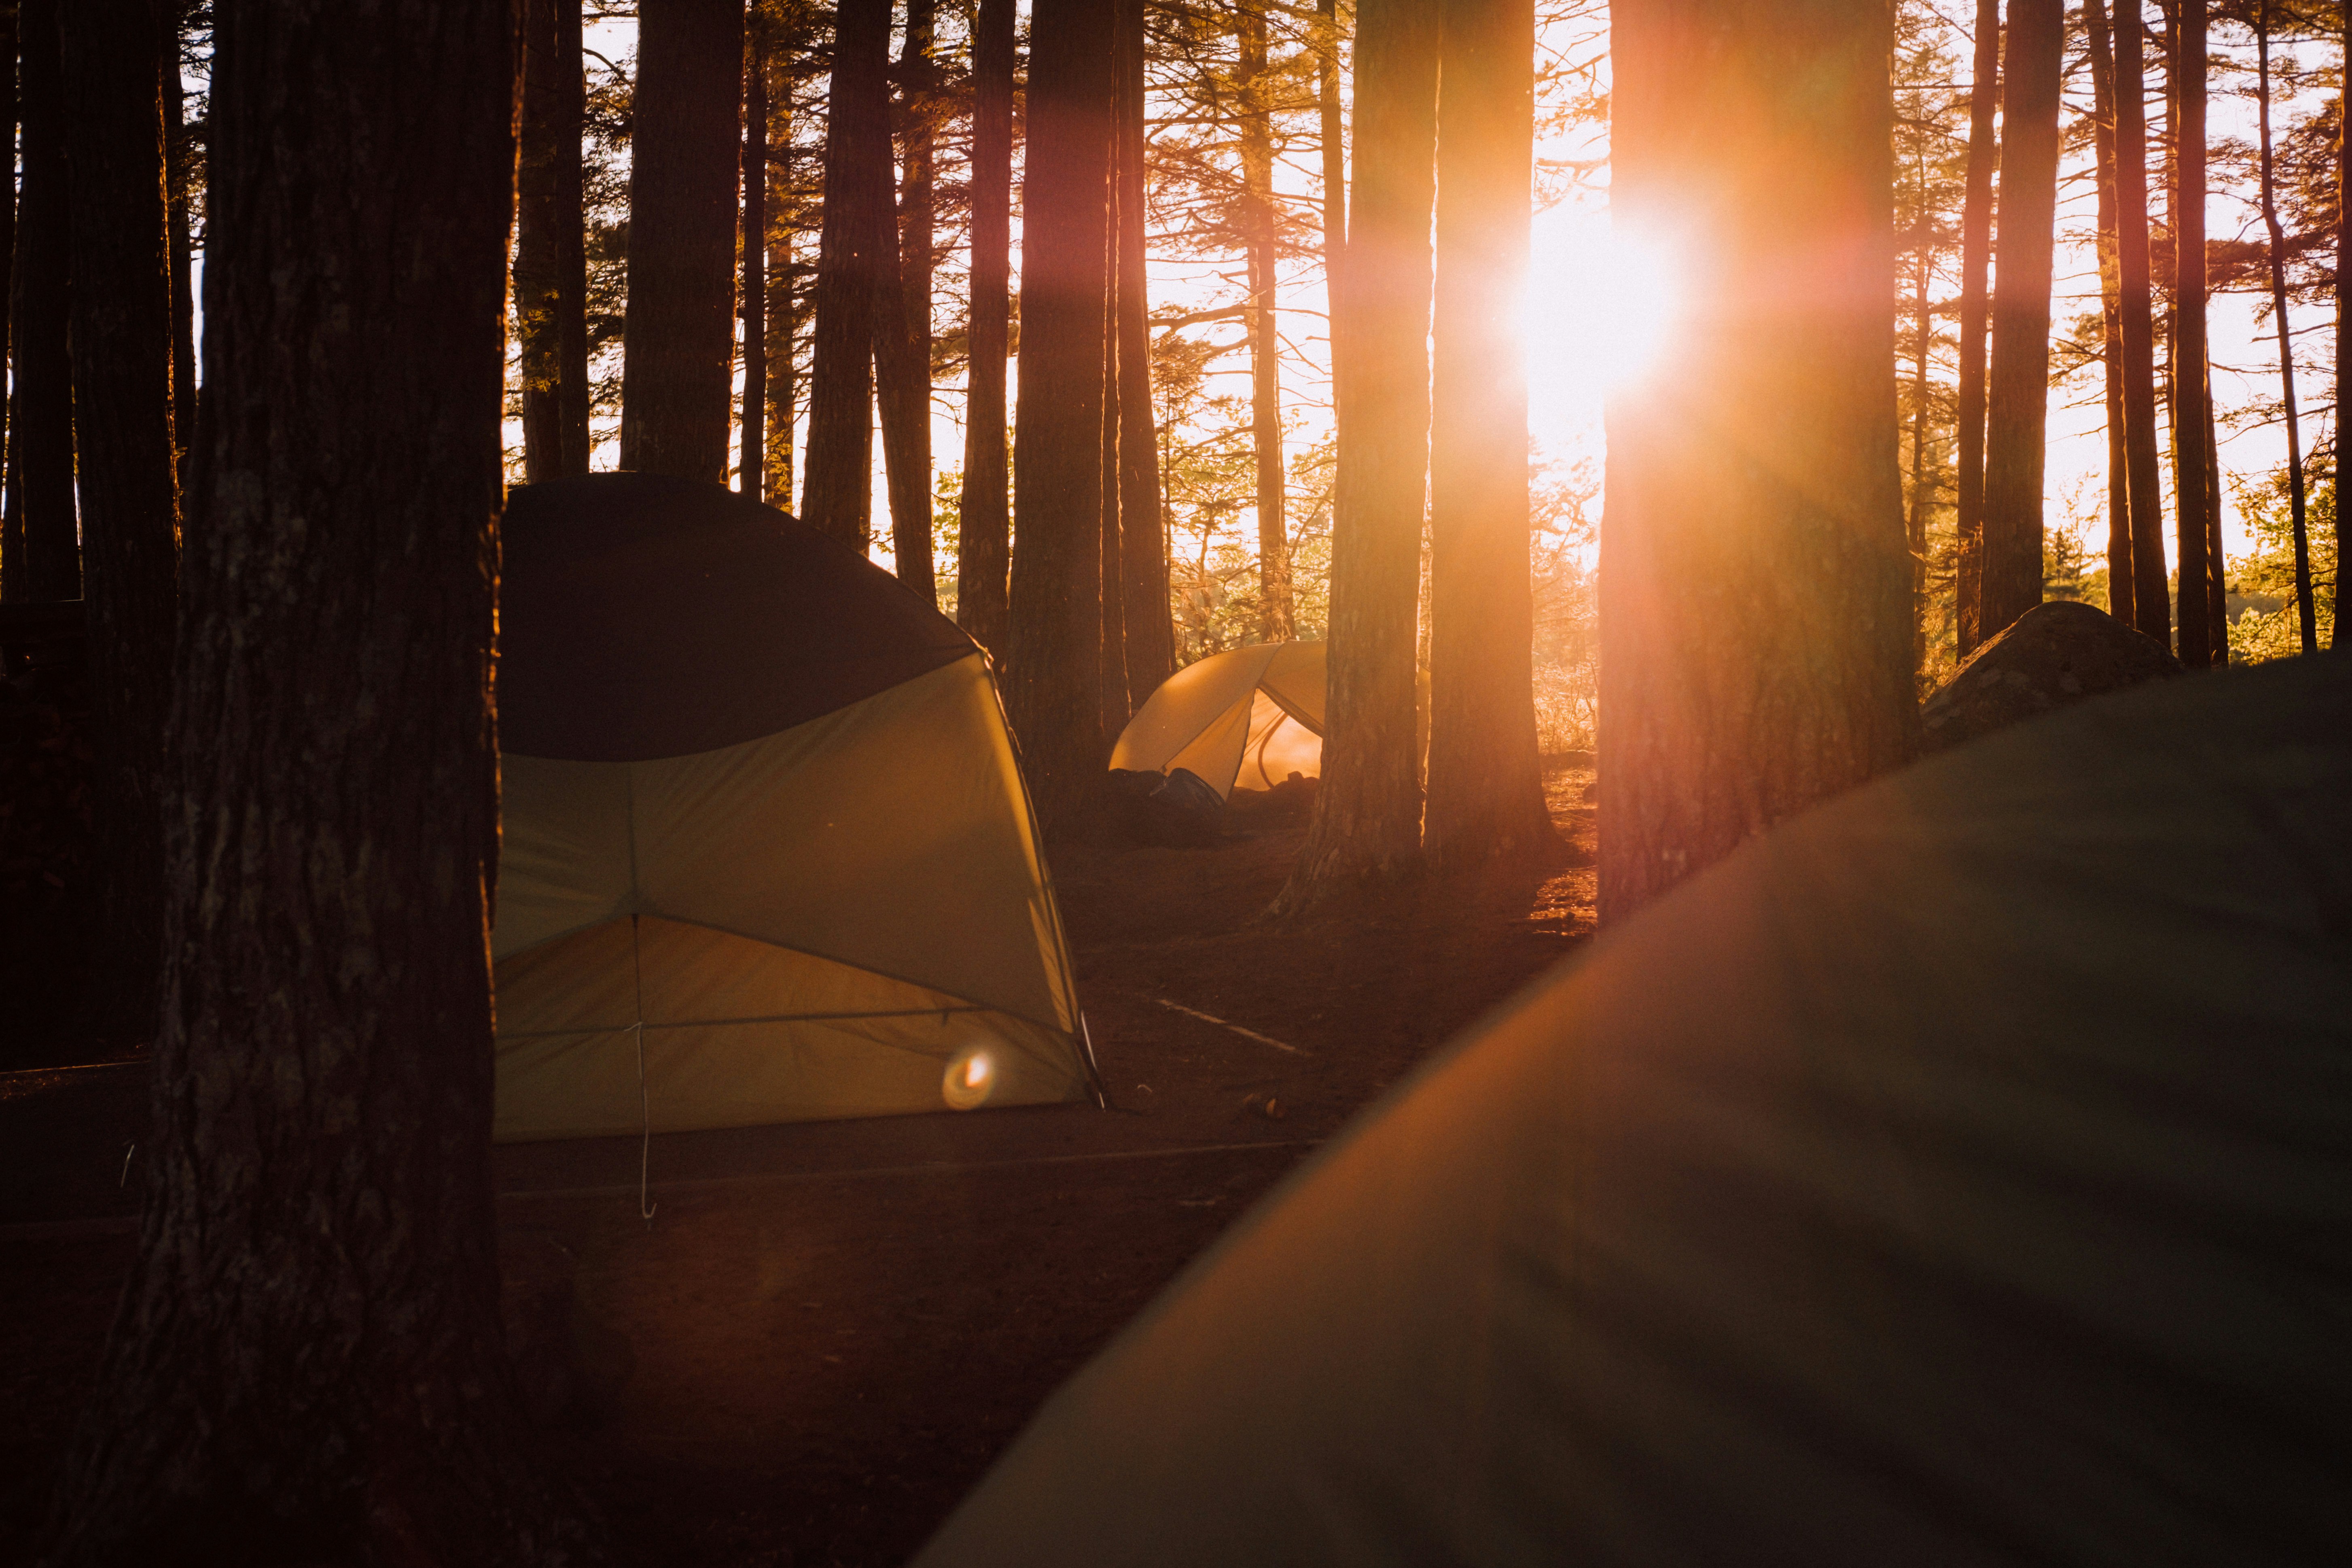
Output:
1147,998,1305,1055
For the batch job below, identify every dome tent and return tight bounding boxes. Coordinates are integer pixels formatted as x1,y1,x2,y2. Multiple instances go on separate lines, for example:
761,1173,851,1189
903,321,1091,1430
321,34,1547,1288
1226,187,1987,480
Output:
1109,641,1328,799
918,653,2352,1567
491,473,1095,1142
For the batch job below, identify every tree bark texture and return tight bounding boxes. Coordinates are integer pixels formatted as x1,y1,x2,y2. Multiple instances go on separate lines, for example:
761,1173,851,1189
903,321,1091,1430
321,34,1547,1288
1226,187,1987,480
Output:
4,0,79,603
0,0,16,515
47,1,604,1559
1239,5,1292,641
957,0,1013,653
1952,0,1998,656
1115,0,1175,706
803,0,894,547
1600,0,1916,921
740,25,767,499
1318,0,1346,268
164,13,198,484
1008,0,1112,832
1098,279,1130,735
2339,2,2350,651
1278,0,1432,911
2256,4,2315,653
62,0,180,1046
1422,0,1553,869
2203,355,2226,657
757,8,799,506
619,0,746,482
2172,2,2215,667
1979,0,2060,641
1906,142,1932,671
517,0,593,481
877,0,937,600
2086,0,2133,628
2113,0,2171,642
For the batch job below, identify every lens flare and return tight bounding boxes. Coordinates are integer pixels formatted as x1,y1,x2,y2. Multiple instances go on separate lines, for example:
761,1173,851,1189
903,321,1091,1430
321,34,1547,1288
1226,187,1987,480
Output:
1524,220,1683,437
943,1044,997,1111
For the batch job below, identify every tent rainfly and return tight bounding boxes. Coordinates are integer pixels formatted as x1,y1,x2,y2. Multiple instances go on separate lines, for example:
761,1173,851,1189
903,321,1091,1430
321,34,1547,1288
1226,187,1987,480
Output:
917,653,2352,1567
1109,641,1329,799
491,473,1096,1142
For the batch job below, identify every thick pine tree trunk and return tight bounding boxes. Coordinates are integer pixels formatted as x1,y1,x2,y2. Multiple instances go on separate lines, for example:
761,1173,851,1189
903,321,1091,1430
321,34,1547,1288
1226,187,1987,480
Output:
1098,289,1130,735
1952,0,1998,657
62,0,180,1046
1277,0,1432,913
47,0,604,1559
957,0,1014,653
877,0,938,599
620,0,746,482
741,24,767,499
2339,4,2351,652
2172,2,2215,667
1600,0,1915,920
2086,0,2134,628
1239,6,1292,641
803,0,894,546
2255,4,2314,653
0,1,13,494
2114,0,2171,642
1115,0,1174,706
165,13,198,483
1979,0,2060,640
4,0,78,603
1008,0,1113,832
1422,0,1553,869
517,0,593,481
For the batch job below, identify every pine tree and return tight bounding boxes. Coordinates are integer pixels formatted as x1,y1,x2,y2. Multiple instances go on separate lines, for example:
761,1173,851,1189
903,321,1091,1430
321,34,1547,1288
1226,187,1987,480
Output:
47,0,605,1555
517,0,593,481
1277,0,1433,910
2254,0,2316,654
877,0,939,601
1601,0,1916,918
619,0,746,482
2113,0,2172,642
803,0,895,545
4,0,78,602
2172,1,2217,666
1114,0,1176,703
1951,0,1997,655
957,0,1014,651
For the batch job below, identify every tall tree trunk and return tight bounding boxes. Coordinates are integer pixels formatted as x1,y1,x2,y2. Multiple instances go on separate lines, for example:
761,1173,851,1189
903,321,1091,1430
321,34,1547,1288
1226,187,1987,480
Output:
2115,0,2171,642
1423,0,1553,868
1907,141,1931,672
163,7,196,485
2203,352,2226,657
619,0,746,482
1277,0,1431,912
2339,1,2350,651
1318,0,1346,266
1979,0,2061,640
4,0,78,603
877,0,937,599
1008,0,1113,832
1953,0,1999,656
740,22,767,499
63,0,180,1046
958,0,1013,652
0,0,14,500
1239,6,1292,640
517,0,593,481
1116,0,1174,706
761,15,799,506
2171,1,2214,667
2256,2,2315,654
803,0,894,546
47,0,605,1557
1600,0,1916,920
1098,265,1129,735
2087,0,2133,627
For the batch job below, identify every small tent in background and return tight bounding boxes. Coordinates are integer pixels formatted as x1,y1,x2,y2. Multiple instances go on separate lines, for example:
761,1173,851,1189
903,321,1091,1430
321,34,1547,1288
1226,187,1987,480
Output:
918,654,2352,1567
1110,642,1329,798
492,473,1096,1142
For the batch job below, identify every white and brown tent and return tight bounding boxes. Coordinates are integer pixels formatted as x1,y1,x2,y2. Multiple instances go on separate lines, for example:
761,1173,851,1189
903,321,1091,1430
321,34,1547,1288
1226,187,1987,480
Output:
1109,642,1330,798
490,473,1095,1142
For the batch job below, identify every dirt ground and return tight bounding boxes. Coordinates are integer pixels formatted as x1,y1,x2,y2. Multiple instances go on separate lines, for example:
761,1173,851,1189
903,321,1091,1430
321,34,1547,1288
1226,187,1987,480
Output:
0,766,1596,1566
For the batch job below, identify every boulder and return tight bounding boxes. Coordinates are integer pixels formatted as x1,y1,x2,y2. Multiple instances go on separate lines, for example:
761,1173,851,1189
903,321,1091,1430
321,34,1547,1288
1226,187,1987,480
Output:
1921,599,2180,754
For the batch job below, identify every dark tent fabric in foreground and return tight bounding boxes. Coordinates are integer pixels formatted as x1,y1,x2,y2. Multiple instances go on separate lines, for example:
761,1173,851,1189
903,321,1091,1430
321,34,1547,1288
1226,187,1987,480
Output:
492,473,1091,1140
917,655,2352,1568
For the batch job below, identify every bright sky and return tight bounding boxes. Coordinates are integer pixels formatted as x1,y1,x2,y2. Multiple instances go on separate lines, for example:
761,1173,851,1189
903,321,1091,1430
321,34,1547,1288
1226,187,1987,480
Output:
564,5,2326,575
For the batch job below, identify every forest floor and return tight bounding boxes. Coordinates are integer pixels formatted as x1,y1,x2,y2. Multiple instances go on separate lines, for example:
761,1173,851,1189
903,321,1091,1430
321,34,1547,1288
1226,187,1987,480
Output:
0,763,1597,1567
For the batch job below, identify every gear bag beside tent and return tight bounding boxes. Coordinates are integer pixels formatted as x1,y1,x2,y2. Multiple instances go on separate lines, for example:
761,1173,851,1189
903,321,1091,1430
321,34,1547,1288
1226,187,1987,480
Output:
490,473,1094,1141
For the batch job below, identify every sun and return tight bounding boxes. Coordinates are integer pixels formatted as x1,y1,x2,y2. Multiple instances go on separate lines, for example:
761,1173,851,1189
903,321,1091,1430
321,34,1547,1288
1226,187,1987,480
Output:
1523,214,1682,449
